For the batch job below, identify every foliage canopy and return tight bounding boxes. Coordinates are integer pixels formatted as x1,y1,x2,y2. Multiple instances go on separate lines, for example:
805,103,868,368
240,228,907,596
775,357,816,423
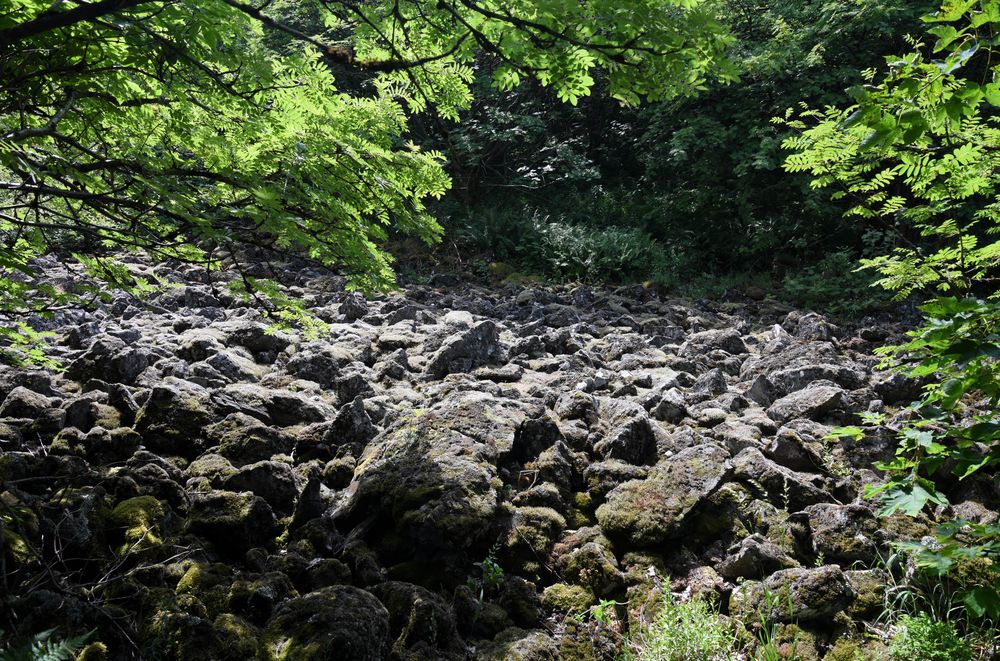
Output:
0,0,735,325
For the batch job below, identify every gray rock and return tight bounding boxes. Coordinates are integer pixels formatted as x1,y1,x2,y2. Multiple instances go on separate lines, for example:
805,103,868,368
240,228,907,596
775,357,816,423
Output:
336,392,528,558
731,448,833,509
323,396,379,455
802,503,881,564
0,386,56,418
135,377,215,458
213,383,333,427
370,582,465,660
553,390,598,424
596,444,731,546
67,335,153,385
339,292,370,321
711,420,762,455
680,329,747,357
425,321,502,377
593,416,657,466
767,384,848,423
768,364,866,397
222,460,299,514
509,416,564,464
475,627,560,661
717,534,798,580
650,387,688,423
730,565,855,622
206,413,295,464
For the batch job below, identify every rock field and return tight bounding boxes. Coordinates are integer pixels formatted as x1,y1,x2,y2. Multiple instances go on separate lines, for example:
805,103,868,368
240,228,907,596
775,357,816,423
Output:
0,254,948,660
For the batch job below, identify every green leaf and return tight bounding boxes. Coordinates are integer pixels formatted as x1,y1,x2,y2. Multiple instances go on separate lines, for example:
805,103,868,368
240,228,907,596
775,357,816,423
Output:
963,586,1000,618
880,482,948,517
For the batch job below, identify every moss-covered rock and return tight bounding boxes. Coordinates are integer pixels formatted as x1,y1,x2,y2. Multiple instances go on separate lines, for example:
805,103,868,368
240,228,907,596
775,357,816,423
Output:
221,459,299,514
336,392,529,561
186,490,280,556
844,569,887,619
505,506,566,560
175,562,233,614
262,586,390,660
75,641,109,661
143,608,223,661
213,613,261,660
226,571,296,624
109,495,166,553
135,377,215,458
500,576,542,628
185,454,237,484
541,583,594,614
206,412,295,464
824,637,889,661
596,444,730,547
474,627,560,661
370,581,465,660
730,565,855,623
802,503,881,564
765,623,821,661
562,542,624,598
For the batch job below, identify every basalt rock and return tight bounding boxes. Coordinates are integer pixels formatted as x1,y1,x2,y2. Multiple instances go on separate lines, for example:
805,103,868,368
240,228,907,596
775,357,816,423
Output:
0,254,944,660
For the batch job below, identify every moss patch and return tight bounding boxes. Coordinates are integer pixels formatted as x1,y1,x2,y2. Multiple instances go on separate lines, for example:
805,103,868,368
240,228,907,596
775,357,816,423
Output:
542,583,594,614
109,496,166,552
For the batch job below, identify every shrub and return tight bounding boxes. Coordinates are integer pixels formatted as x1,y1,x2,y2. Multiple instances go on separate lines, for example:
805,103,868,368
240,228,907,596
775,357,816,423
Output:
527,217,666,284
781,250,887,317
890,614,973,661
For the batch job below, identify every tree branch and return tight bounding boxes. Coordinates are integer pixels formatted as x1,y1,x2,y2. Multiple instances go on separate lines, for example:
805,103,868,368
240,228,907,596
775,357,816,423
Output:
0,0,150,45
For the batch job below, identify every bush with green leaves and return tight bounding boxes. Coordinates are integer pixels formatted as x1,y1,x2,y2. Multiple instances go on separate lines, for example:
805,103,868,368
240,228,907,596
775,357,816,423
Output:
890,614,974,661
621,593,733,661
781,249,887,317
527,218,668,284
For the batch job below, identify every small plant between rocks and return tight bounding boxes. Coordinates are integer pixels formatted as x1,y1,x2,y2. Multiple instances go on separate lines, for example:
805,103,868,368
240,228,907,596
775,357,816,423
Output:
620,592,733,661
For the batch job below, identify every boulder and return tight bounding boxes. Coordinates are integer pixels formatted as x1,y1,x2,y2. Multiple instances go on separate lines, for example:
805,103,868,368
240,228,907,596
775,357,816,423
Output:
370,581,465,660
323,396,379,455
475,628,560,661
67,335,154,385
680,329,747,357
221,460,299,514
263,586,390,661
801,503,881,564
731,448,833,510
593,412,658,466
0,386,56,419
135,377,215,458
596,444,730,546
716,533,798,580
767,384,848,423
187,490,280,555
213,383,332,427
335,392,528,559
340,292,369,321
650,387,688,423
768,364,865,397
730,565,854,622
425,321,501,377
206,413,295,465
508,417,563,465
